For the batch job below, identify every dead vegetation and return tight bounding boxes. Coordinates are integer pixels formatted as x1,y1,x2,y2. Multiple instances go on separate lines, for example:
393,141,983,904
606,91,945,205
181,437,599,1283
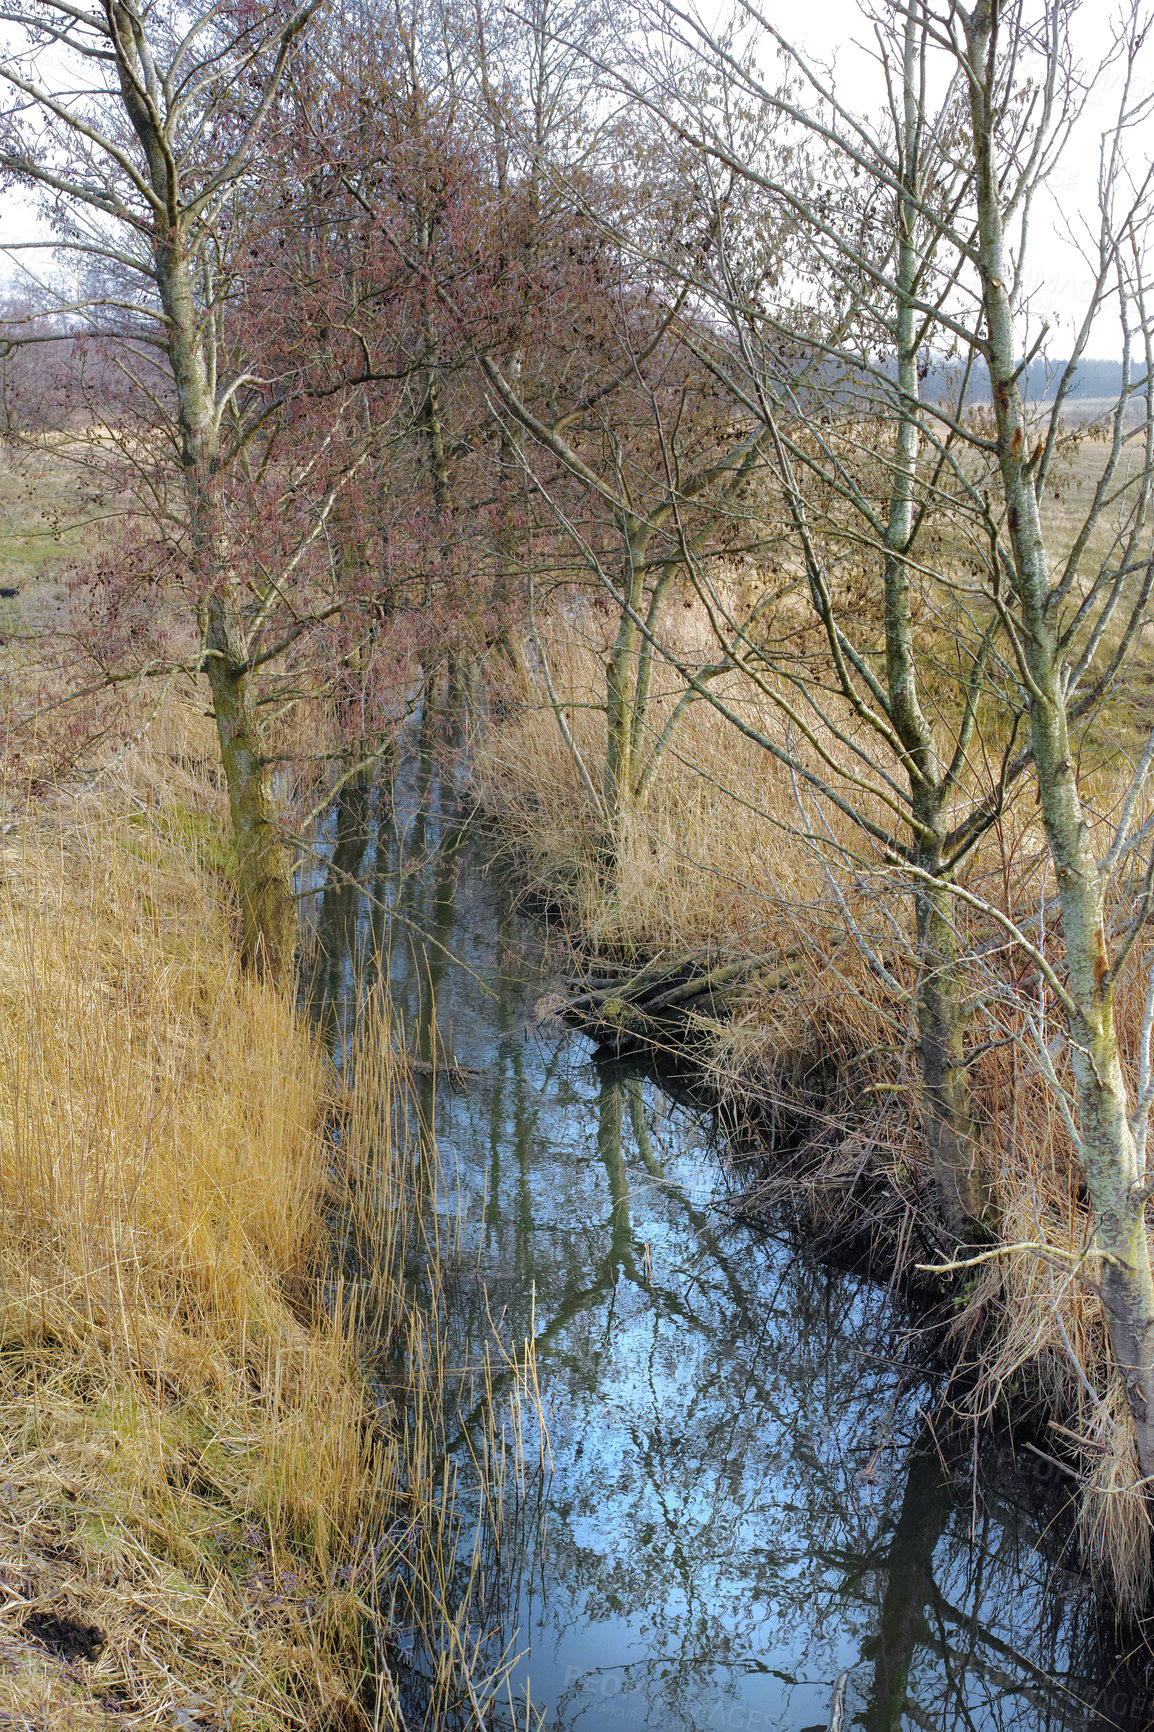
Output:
0,687,533,1728
476,606,1154,1614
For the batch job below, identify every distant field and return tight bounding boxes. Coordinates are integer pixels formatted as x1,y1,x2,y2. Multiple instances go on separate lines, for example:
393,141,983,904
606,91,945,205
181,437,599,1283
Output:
1043,396,1148,427
0,440,99,633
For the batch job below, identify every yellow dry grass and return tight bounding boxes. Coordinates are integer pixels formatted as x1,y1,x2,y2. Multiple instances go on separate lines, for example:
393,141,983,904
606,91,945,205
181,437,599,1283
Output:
0,692,395,1729
477,615,816,956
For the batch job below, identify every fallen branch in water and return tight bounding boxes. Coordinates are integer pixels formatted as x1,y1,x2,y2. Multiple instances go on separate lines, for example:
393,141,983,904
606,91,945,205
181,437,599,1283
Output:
568,951,796,1018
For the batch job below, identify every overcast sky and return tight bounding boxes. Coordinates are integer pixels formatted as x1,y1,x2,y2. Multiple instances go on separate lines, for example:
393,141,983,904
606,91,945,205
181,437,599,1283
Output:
784,0,1152,359
2,0,1149,357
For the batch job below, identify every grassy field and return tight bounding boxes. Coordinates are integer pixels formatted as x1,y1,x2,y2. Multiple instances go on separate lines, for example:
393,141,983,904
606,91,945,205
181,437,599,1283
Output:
0,439,100,633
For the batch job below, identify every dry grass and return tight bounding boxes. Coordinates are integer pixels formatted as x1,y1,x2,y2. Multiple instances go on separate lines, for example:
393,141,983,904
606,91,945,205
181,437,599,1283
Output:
477,606,1154,1614
0,683,542,1729
478,613,818,957
0,694,392,1727
0,424,543,1722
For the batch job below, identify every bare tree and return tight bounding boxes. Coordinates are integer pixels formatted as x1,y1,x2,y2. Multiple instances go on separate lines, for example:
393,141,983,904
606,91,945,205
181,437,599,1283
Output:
466,60,789,843
481,336,773,833
0,0,325,975
957,0,1154,1475
598,0,1154,1453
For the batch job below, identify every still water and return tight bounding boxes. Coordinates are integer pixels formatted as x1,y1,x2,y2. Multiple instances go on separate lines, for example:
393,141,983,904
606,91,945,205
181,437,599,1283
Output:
305,748,1153,1732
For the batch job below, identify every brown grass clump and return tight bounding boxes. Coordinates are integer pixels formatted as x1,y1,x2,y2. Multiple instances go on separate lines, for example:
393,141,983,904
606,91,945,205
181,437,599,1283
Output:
0,694,395,1729
476,616,823,960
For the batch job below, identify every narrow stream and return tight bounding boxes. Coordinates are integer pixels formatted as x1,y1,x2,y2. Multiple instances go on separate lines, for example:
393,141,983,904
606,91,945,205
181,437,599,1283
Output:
304,746,1154,1732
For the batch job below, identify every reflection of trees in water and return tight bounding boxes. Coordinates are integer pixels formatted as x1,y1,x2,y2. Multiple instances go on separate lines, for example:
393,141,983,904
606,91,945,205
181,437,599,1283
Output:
305,765,375,1039
855,1430,1095,1732
307,743,1154,1732
450,1062,1101,1732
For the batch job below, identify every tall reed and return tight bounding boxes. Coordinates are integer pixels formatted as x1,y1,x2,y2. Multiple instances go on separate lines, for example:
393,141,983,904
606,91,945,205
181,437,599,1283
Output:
0,690,542,1726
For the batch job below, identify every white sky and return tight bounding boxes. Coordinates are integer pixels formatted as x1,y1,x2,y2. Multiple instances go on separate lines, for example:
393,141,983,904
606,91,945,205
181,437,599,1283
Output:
784,0,1153,359
2,0,1150,356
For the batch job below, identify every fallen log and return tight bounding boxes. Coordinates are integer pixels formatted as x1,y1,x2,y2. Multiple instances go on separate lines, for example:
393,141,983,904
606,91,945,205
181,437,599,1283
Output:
642,958,756,1013
563,953,701,1016
566,949,801,1022
564,952,800,1055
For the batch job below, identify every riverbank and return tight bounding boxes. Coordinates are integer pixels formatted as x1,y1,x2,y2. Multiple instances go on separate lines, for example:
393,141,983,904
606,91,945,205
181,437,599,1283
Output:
475,623,1154,1616
0,692,409,1728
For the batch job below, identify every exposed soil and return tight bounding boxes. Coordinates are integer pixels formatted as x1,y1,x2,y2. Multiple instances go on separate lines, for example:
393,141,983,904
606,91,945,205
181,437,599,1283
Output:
22,1609,107,1663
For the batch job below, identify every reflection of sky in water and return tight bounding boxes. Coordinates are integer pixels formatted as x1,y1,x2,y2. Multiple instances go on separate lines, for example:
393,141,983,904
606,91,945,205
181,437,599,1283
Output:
304,753,1151,1732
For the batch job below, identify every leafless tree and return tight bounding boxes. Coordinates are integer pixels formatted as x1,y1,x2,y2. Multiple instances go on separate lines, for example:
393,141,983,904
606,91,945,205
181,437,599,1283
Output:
0,0,332,975
597,0,1154,1459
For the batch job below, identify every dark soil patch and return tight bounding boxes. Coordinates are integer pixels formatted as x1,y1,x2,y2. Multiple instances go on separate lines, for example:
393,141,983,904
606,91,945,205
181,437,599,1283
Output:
21,1608,106,1662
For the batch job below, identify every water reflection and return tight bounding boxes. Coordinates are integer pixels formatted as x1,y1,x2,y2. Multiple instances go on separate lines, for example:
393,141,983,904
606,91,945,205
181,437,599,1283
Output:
303,747,1154,1732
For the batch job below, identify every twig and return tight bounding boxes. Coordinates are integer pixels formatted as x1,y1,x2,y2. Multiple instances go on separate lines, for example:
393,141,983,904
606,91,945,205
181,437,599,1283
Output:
916,1240,1119,1275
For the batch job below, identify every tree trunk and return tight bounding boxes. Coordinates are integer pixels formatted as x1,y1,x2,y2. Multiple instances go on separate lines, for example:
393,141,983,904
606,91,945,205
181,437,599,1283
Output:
204,599,297,980
965,1,1154,1473
886,6,984,1235
915,860,984,1234
604,519,650,828
153,235,298,978
628,560,678,785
